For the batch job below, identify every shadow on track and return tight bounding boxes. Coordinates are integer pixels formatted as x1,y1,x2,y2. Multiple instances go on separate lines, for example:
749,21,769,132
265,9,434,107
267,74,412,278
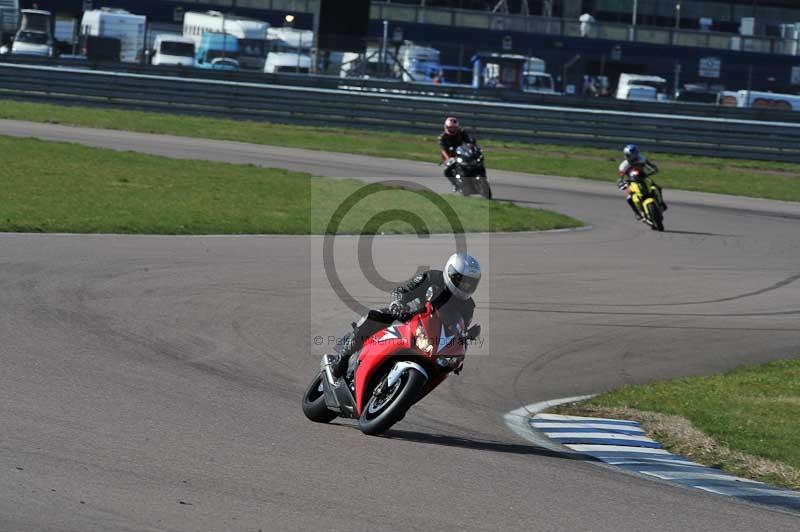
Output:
665,229,739,237
495,197,556,206
380,428,596,461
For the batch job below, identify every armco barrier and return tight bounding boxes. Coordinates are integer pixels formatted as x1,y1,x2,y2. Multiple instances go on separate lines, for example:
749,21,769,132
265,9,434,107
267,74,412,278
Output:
5,55,800,124
2,62,800,162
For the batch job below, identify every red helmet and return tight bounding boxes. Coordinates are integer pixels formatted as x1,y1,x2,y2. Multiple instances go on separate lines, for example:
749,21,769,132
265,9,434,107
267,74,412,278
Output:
443,116,460,136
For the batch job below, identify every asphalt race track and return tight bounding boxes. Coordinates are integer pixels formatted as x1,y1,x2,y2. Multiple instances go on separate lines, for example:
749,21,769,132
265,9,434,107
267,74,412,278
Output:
2,120,800,531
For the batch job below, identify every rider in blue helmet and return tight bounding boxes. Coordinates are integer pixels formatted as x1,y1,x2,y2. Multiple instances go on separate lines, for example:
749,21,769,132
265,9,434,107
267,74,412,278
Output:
617,144,667,220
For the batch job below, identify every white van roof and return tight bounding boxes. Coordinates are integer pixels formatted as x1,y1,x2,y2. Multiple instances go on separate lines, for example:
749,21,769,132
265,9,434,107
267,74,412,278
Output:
154,34,194,44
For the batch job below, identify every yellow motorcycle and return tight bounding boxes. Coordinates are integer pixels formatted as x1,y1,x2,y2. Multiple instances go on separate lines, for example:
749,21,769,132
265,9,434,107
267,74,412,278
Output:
624,168,665,232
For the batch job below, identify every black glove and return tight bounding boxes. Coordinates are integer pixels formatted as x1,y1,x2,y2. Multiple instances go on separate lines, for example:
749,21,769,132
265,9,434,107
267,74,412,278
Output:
389,300,407,319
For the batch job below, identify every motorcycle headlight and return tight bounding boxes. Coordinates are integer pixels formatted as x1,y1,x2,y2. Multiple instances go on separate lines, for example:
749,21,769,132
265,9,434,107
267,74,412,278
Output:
415,325,433,353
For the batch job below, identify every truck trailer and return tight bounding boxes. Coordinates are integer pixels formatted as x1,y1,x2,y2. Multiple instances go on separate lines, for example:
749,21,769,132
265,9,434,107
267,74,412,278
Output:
80,8,145,63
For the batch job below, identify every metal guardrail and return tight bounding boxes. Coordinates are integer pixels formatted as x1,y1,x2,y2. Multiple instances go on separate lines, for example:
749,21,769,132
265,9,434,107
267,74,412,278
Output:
2,62,800,162
6,55,800,124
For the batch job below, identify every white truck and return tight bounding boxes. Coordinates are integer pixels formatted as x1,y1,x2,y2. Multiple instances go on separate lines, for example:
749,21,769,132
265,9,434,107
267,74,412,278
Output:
264,27,312,74
718,90,800,112
339,45,395,78
522,57,556,94
395,42,442,83
183,11,269,70
12,9,54,57
151,34,195,66
615,73,668,101
80,8,146,63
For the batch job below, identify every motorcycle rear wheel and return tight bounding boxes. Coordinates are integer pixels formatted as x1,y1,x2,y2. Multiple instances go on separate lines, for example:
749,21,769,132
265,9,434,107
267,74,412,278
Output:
358,368,427,436
302,373,338,423
646,202,664,232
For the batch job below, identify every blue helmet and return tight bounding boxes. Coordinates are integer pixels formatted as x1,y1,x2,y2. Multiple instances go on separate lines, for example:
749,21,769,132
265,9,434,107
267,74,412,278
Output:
623,144,639,162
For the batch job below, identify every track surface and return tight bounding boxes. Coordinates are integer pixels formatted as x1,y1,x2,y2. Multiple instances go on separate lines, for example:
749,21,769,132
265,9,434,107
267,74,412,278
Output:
2,121,800,531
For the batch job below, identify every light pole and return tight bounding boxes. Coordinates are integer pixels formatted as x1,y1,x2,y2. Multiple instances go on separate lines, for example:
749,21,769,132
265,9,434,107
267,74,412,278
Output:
629,0,638,41
675,2,681,30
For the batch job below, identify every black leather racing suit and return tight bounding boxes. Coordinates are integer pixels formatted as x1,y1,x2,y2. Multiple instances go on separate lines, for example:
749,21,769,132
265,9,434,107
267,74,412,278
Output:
334,269,476,377
439,128,479,187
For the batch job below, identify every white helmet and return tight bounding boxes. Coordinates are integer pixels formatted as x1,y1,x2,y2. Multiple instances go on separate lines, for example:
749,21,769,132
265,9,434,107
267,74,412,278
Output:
443,253,481,300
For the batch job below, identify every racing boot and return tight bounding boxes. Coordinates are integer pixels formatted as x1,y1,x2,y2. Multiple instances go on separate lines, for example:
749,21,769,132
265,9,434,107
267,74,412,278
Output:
627,197,643,220
330,333,357,379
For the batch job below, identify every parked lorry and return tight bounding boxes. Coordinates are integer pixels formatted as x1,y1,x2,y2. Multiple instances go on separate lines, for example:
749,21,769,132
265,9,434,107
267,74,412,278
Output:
522,57,555,94
183,11,268,70
264,27,312,74
152,34,194,66
718,90,800,111
395,41,443,83
195,32,239,71
80,8,145,63
11,9,54,57
615,73,668,101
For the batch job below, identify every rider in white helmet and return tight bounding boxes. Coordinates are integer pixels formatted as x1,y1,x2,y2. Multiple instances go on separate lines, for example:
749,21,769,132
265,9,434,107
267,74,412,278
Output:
331,253,481,379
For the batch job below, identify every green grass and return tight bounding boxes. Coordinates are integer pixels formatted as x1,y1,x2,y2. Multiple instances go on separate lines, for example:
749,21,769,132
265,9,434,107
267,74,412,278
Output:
579,358,800,485
0,136,580,234
2,100,800,202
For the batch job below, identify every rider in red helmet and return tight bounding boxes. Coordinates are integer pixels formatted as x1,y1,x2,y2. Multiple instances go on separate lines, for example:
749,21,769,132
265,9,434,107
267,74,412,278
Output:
439,116,477,191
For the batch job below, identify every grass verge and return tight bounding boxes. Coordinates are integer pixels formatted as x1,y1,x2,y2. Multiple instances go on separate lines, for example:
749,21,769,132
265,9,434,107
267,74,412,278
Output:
0,136,580,234
2,100,800,202
555,358,800,489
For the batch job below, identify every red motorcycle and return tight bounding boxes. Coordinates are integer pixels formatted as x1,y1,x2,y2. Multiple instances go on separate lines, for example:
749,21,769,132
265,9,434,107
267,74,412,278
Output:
302,302,480,435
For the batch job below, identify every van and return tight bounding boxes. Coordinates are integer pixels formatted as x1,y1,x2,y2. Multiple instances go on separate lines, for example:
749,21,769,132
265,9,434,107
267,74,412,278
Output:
522,56,555,94
263,27,312,74
183,11,268,70
616,73,667,101
152,34,194,67
11,9,54,57
195,32,239,71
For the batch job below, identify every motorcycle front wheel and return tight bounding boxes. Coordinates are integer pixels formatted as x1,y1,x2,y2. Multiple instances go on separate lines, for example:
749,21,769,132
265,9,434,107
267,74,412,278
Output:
478,178,492,200
358,368,427,436
302,373,338,423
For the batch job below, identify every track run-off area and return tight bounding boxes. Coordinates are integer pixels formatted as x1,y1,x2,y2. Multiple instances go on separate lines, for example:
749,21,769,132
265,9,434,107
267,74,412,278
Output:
1,120,800,531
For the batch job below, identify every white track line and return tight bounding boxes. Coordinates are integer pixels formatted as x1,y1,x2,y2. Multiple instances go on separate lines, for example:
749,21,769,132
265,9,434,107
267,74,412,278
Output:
642,471,762,483
532,422,645,432
534,413,639,424
565,444,672,454
546,432,657,443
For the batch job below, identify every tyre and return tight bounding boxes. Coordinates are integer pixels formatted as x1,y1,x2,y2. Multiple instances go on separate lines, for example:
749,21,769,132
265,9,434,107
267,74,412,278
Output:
654,207,665,232
302,374,338,423
358,367,427,436
457,174,471,196
646,202,659,231
478,178,492,200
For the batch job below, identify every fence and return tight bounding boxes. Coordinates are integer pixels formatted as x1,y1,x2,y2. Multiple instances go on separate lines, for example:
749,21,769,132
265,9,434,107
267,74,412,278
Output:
2,61,800,162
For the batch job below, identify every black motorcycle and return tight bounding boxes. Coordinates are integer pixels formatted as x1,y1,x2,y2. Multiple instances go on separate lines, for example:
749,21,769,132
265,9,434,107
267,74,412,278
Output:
449,143,493,200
